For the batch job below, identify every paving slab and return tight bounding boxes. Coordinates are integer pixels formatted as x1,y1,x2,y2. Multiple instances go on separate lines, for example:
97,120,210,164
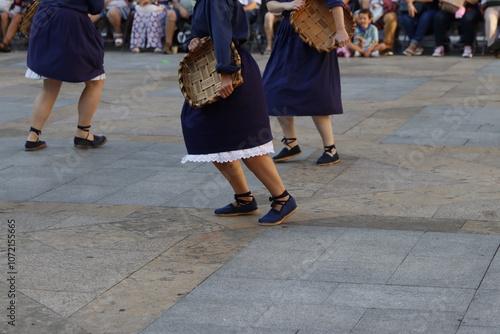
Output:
2,49,500,334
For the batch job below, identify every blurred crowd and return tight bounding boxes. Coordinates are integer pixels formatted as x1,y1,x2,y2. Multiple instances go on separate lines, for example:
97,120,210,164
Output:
1,0,500,58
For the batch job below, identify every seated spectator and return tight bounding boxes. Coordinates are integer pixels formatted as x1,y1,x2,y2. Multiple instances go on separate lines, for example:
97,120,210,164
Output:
481,0,500,57
90,0,131,47
400,0,440,55
432,0,481,57
239,0,261,25
361,0,399,55
263,11,282,54
130,0,166,53
0,0,23,52
163,0,194,54
348,8,388,56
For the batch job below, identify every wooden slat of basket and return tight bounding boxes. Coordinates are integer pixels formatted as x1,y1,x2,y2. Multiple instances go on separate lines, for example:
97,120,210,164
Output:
178,37,243,109
290,0,355,53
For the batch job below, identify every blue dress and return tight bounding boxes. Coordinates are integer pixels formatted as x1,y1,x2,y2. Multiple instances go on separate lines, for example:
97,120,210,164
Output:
27,0,105,83
262,0,344,116
181,0,272,159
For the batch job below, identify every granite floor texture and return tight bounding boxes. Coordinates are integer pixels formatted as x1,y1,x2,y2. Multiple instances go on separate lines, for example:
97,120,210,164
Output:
1,48,500,334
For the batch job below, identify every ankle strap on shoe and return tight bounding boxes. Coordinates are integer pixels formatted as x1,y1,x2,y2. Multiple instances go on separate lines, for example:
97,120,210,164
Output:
77,125,91,132
324,144,336,153
281,137,297,149
234,191,253,206
269,190,290,207
29,127,42,136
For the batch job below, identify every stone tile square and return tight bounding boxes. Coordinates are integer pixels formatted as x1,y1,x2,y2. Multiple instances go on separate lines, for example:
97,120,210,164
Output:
98,190,173,206
254,303,366,332
142,324,296,334
213,248,321,280
434,199,500,222
387,256,492,288
182,277,293,306
457,326,500,334
302,256,404,284
321,228,423,260
31,184,124,204
0,212,63,233
245,226,345,252
409,232,500,259
144,300,269,328
480,252,500,290
352,309,462,334
0,176,65,201
341,77,428,101
325,283,475,312
462,289,500,328
315,160,460,197
68,167,158,186
382,106,500,148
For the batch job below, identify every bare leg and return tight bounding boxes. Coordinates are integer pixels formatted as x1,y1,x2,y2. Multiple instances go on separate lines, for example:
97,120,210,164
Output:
1,13,8,38
76,80,105,140
27,79,63,141
213,160,252,204
276,116,298,148
312,115,339,165
311,115,334,147
264,12,279,52
164,10,177,53
2,13,22,45
242,155,288,210
107,8,122,34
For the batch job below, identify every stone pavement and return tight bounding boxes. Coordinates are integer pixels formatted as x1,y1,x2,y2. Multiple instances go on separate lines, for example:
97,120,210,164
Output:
0,49,500,334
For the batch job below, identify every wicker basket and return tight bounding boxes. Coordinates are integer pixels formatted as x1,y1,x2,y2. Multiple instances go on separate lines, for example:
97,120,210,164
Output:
20,0,41,38
178,37,244,109
290,1,355,52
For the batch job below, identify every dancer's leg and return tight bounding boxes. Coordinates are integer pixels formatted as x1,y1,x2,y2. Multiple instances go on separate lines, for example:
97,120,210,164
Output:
213,160,253,204
277,116,298,145
27,79,62,141
242,155,288,209
76,80,105,140
311,115,334,147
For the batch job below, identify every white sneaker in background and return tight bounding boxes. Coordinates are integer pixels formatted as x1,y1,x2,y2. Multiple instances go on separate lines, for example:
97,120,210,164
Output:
462,47,473,58
432,46,444,57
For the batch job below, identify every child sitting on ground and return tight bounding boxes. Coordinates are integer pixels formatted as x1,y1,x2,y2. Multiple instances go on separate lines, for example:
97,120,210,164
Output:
347,8,388,57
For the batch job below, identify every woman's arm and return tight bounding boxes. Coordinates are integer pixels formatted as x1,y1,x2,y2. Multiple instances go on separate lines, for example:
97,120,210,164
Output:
266,0,304,14
330,5,349,47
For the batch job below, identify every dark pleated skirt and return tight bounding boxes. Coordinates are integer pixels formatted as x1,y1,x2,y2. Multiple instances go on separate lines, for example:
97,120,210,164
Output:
27,7,105,83
181,48,272,155
262,13,343,116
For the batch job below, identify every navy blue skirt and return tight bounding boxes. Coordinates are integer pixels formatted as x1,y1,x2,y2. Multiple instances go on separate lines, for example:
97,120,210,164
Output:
27,7,105,83
262,13,343,117
181,48,272,155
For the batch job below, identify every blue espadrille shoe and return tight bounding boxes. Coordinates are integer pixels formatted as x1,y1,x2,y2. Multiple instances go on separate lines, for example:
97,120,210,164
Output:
272,137,302,162
316,144,340,166
25,127,47,151
74,125,107,149
258,190,297,226
214,192,259,216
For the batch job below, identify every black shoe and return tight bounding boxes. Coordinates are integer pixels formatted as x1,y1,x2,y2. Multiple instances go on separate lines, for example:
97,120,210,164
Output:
490,39,500,51
316,144,340,166
25,127,47,151
272,137,302,162
74,125,107,149
214,191,259,216
258,190,298,226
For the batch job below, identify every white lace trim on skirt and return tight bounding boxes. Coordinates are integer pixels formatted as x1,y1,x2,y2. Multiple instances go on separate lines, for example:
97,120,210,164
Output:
25,68,106,81
182,141,274,163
